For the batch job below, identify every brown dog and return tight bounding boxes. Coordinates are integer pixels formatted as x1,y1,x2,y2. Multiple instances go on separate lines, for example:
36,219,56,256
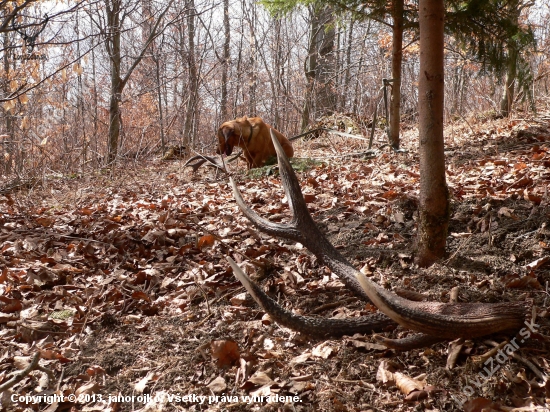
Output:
217,116,294,169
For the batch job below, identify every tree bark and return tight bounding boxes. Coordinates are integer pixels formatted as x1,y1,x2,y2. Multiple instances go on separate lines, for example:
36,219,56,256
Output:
183,0,198,148
154,53,166,155
417,0,449,267
248,0,257,115
106,0,122,165
2,32,14,174
88,13,99,167
389,0,404,149
301,4,336,130
220,0,230,120
499,1,520,117
342,18,355,112
499,46,518,117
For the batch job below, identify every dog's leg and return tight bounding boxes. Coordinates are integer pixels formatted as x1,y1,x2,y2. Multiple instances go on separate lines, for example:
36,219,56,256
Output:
243,152,254,169
250,152,267,169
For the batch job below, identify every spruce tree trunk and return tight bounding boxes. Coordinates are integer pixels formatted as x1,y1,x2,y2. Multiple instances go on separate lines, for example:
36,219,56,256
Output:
499,2,520,117
416,0,449,267
499,44,518,117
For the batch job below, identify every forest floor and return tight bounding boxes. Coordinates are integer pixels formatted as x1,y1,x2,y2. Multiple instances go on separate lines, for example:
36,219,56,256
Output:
1,113,550,412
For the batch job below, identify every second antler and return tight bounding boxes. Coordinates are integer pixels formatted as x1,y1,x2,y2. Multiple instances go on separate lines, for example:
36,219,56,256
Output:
229,130,526,341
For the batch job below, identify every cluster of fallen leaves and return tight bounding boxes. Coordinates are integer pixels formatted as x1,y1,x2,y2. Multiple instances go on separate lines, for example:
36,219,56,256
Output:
0,116,549,411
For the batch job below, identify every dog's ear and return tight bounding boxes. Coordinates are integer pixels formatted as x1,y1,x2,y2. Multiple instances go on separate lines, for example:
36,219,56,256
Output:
242,116,254,130
246,117,260,129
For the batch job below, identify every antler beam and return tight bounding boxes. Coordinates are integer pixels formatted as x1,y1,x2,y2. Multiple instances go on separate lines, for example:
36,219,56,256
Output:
229,130,526,340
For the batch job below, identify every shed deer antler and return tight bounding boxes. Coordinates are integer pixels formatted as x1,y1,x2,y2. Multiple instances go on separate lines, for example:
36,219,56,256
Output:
229,130,526,341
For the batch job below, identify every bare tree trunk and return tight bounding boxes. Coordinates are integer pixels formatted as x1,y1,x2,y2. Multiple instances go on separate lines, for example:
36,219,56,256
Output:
273,17,282,128
342,18,355,112
247,0,257,114
389,0,403,149
90,13,99,167
154,53,166,154
335,27,341,110
234,26,244,114
301,4,336,130
106,0,123,165
352,23,370,113
75,11,87,166
100,0,174,165
2,32,14,174
352,52,363,114
417,0,449,267
220,0,230,120
301,11,316,132
183,0,198,147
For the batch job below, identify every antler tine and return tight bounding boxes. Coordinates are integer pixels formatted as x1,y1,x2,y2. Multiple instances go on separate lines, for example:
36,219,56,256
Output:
184,156,208,173
230,177,304,242
269,129,315,229
231,131,373,302
227,257,395,337
228,257,450,349
229,130,319,244
184,155,227,173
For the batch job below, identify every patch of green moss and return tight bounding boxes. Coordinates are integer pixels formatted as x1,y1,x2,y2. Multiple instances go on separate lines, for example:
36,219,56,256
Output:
290,157,324,172
50,309,75,320
246,157,324,178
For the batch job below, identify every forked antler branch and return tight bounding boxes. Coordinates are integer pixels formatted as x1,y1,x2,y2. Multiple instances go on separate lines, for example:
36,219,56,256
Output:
184,155,226,173
230,130,526,340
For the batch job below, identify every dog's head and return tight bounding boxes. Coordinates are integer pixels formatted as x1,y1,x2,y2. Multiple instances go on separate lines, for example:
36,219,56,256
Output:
217,116,252,156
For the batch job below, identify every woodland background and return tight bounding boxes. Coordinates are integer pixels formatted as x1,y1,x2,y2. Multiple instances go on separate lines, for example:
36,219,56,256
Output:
0,0,549,173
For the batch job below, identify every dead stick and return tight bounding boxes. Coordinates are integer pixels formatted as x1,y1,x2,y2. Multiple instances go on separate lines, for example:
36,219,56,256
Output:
0,352,42,391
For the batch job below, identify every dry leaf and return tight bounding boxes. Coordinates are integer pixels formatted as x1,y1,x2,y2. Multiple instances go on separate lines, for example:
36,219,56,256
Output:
198,234,216,249
75,382,100,398
132,291,152,302
376,361,396,384
211,340,240,368
73,63,84,75
312,342,334,359
13,356,31,370
463,397,501,412
525,257,549,270
207,376,227,394
135,371,156,393
3,100,16,112
290,352,311,365
394,371,424,395
247,370,274,386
